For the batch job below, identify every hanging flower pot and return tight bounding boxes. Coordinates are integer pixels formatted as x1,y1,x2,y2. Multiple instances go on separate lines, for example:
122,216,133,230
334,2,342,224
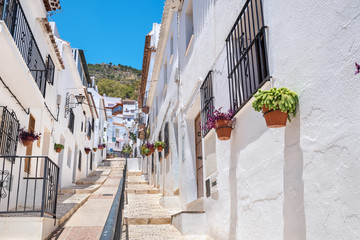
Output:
142,106,149,114
215,119,233,140
54,143,64,153
146,152,152,156
19,128,41,147
154,141,165,151
252,87,299,128
262,106,288,128
93,148,97,152
84,148,91,154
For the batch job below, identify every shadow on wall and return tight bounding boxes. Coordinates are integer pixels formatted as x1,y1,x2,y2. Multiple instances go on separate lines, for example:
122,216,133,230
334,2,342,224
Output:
283,109,306,240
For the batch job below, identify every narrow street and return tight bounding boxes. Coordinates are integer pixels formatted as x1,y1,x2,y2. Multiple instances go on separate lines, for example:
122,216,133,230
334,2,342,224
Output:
50,158,125,240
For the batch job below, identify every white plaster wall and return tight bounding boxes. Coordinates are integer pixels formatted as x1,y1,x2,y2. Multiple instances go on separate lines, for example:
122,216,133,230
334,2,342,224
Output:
149,0,360,239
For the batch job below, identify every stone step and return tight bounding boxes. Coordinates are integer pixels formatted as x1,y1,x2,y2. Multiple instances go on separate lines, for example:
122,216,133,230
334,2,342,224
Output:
56,193,91,226
127,171,142,176
126,188,160,194
59,184,101,194
126,217,171,225
76,175,107,185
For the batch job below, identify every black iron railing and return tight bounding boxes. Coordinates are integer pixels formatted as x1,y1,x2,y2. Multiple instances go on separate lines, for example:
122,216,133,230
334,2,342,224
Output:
164,123,169,157
226,0,269,115
0,0,54,97
0,106,20,157
100,162,127,240
200,71,214,137
0,156,59,218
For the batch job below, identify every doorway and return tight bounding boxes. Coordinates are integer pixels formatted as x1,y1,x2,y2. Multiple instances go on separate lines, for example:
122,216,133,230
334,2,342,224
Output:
195,114,204,198
25,114,36,174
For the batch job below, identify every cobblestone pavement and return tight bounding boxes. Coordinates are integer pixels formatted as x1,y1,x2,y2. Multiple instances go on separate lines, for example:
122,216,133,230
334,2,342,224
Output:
124,173,212,240
50,159,125,240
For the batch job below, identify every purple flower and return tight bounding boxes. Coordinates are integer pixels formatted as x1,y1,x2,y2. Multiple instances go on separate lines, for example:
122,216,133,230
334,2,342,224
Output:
201,107,234,131
355,62,360,75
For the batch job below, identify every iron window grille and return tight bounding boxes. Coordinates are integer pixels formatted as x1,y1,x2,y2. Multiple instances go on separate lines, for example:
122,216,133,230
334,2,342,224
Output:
90,153,93,171
91,117,94,132
46,55,55,85
164,123,169,157
0,106,20,158
0,0,54,97
200,71,214,137
68,109,75,133
226,0,269,115
87,121,92,139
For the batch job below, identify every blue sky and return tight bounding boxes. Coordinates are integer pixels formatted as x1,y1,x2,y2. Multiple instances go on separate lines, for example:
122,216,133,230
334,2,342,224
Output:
52,1,164,70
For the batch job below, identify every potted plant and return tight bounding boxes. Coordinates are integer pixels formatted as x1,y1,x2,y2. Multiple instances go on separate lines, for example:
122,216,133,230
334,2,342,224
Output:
147,143,155,154
202,107,234,140
141,145,150,156
93,147,97,152
54,143,64,153
98,144,104,150
84,147,91,154
142,106,149,114
154,141,165,151
252,87,299,128
19,128,41,147
138,130,145,140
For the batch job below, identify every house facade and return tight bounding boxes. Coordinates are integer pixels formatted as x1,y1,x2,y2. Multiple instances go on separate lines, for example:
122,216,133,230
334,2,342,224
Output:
0,0,107,238
140,0,360,239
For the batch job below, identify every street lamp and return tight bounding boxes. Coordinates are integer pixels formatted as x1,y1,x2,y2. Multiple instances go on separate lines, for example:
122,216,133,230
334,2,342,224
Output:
65,92,86,118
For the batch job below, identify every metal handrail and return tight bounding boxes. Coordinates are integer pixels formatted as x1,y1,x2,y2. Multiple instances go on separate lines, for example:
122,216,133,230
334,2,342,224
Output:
100,159,127,240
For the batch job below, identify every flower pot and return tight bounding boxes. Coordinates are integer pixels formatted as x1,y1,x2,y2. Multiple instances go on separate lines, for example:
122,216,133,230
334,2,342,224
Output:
55,148,62,153
157,146,163,152
150,147,155,154
93,149,97,152
85,149,91,154
215,119,232,141
146,152,151,156
142,107,149,114
262,106,288,128
21,137,34,147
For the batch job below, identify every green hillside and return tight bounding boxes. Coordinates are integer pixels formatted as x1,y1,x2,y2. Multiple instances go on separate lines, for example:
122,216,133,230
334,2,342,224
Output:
88,63,141,100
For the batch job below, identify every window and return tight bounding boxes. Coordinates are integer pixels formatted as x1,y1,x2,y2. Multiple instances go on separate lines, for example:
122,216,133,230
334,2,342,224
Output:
68,109,75,133
226,0,269,114
46,55,55,85
78,151,82,171
90,153,93,170
91,117,94,132
164,123,169,157
200,71,214,137
0,106,20,157
87,120,91,139
185,0,194,49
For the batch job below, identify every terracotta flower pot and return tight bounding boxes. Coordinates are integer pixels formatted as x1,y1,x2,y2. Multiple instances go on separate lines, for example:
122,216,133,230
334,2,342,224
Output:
93,148,97,152
146,152,151,156
150,147,155,154
55,148,62,153
21,137,34,147
85,149,91,154
157,146,163,152
215,119,232,141
142,107,149,114
262,106,288,128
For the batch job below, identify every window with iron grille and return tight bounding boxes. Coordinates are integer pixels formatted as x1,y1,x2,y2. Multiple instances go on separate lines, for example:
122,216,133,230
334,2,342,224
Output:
200,71,214,137
78,151,82,171
152,153,154,173
87,121,91,139
226,0,269,115
91,117,94,132
46,55,55,85
90,153,93,170
158,131,162,161
164,123,169,157
68,109,75,133
0,106,20,157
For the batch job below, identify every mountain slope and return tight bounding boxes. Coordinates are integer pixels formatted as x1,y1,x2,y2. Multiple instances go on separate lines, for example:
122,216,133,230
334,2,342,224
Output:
88,63,141,100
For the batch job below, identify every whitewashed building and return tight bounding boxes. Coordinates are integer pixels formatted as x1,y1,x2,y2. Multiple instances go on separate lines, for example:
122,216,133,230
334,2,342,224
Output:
142,0,360,239
0,1,107,238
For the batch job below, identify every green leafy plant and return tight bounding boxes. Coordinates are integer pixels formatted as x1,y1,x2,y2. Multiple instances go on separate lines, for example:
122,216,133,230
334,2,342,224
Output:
122,145,132,154
141,145,150,155
252,87,299,121
54,143,64,150
154,141,165,148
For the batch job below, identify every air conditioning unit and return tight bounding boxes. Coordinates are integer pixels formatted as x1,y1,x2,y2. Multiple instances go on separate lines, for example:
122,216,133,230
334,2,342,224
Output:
205,175,218,197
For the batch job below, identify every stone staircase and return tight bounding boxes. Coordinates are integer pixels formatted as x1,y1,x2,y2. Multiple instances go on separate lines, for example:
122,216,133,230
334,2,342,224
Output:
124,171,212,240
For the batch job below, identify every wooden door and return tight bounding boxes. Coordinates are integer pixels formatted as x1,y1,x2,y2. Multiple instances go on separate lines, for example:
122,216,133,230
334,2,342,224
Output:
25,114,35,173
195,114,204,198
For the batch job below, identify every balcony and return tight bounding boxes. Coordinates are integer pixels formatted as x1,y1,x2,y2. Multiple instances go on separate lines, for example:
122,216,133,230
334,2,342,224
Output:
0,156,59,217
0,0,55,107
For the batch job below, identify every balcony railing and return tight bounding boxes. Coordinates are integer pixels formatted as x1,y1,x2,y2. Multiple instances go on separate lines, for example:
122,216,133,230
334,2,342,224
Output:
200,71,214,137
226,0,269,115
0,156,59,218
0,0,54,97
